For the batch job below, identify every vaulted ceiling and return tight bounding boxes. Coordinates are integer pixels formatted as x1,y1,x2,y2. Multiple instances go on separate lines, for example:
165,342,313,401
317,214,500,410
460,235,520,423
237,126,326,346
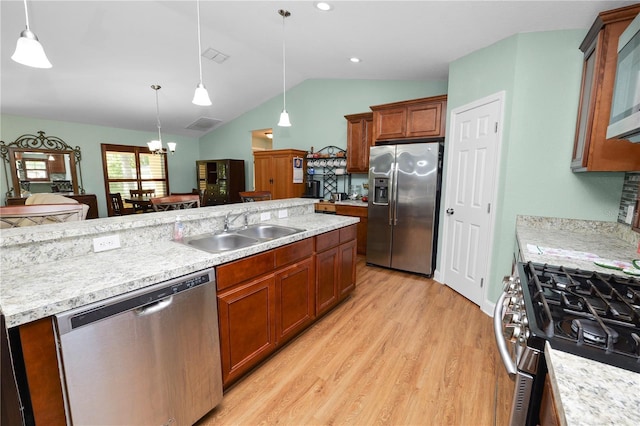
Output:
1,1,636,137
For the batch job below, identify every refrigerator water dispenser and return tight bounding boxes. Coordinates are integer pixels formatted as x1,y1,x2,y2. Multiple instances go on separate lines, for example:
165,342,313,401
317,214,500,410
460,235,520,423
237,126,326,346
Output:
373,178,389,204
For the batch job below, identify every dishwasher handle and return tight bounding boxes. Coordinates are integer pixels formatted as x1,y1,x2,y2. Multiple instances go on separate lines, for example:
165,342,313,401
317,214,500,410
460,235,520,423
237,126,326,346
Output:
134,297,173,317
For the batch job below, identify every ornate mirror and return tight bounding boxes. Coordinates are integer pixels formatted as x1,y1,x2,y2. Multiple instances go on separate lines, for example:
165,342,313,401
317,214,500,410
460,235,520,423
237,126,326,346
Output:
1,131,84,198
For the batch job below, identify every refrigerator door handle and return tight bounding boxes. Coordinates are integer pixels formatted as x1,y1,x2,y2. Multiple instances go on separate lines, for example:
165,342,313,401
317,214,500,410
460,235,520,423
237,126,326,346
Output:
392,161,400,225
387,162,394,225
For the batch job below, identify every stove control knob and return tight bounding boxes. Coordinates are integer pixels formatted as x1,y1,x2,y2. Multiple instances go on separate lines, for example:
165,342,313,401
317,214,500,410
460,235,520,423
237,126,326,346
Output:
521,315,528,326
512,326,521,339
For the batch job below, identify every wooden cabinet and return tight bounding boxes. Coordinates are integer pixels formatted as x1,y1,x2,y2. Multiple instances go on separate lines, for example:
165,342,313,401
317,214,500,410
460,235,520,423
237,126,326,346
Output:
216,239,314,387
371,95,447,142
315,225,357,317
539,375,560,426
217,274,276,387
345,112,374,173
335,204,368,255
275,258,315,345
217,227,356,387
572,4,640,172
254,149,307,199
48,154,66,174
197,159,245,205
16,318,67,425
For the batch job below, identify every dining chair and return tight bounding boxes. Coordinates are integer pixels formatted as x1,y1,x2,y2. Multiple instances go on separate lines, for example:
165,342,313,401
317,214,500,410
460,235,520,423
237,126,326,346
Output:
129,189,156,212
0,204,85,228
129,189,156,198
150,194,201,211
239,191,272,202
109,193,135,216
25,193,89,220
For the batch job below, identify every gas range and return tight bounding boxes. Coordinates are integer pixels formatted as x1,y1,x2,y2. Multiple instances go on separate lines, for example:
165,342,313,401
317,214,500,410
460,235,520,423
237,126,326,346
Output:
519,262,640,373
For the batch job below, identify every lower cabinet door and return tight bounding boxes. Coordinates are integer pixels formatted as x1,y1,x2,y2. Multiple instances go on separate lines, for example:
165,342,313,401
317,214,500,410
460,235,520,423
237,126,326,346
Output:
338,239,357,298
275,258,315,345
217,275,276,387
316,247,339,316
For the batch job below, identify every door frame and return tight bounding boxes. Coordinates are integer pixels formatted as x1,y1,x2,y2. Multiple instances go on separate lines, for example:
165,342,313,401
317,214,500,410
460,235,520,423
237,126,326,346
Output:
436,91,505,314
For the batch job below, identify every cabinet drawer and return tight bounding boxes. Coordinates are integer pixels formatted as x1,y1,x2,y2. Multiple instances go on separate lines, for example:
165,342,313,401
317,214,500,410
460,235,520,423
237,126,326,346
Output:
315,202,336,213
216,251,275,291
316,229,340,252
275,239,313,268
335,204,367,218
340,224,357,243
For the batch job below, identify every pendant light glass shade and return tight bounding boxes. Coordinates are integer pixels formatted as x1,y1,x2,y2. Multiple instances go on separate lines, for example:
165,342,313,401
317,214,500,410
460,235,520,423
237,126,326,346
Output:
192,82,212,106
12,1,52,69
192,0,212,106
277,10,291,127
278,110,291,127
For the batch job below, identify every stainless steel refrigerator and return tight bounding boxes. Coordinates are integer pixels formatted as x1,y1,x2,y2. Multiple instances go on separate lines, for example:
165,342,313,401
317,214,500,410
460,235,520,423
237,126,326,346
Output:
366,142,441,276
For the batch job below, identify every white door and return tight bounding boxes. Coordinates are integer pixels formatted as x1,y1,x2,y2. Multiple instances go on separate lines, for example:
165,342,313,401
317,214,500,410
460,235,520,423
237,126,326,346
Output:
442,93,503,306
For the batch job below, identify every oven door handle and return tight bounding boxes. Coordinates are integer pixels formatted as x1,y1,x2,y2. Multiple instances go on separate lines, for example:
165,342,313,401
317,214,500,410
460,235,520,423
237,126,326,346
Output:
494,290,517,377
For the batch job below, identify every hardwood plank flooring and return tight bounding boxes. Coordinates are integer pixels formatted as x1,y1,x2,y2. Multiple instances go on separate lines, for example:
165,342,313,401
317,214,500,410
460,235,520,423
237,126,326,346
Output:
197,256,514,425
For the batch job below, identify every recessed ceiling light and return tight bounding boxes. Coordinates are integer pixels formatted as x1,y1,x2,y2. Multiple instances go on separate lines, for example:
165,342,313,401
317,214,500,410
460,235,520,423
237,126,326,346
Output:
314,2,333,12
350,57,361,63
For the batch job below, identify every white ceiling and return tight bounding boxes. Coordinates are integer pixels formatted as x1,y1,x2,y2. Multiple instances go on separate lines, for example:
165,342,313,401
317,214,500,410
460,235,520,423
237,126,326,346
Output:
1,0,636,138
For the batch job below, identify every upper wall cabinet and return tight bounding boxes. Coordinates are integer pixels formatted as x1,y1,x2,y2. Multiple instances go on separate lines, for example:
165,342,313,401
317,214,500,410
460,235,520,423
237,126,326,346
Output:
370,95,447,142
572,4,640,172
345,112,373,174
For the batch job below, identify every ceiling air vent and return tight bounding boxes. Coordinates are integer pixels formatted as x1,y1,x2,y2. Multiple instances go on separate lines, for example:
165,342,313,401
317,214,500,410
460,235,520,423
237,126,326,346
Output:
186,117,222,132
202,48,229,64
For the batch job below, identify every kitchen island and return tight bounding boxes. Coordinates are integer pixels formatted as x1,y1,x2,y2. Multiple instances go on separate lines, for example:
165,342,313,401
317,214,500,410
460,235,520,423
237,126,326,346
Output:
1,198,359,423
1,199,357,327
516,215,640,426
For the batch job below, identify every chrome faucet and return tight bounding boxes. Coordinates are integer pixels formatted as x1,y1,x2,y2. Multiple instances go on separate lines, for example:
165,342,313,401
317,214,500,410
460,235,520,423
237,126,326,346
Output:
223,211,250,232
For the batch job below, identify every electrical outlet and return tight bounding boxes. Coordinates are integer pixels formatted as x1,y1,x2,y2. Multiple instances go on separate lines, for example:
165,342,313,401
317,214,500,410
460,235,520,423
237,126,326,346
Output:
260,212,271,221
278,209,288,218
93,235,121,252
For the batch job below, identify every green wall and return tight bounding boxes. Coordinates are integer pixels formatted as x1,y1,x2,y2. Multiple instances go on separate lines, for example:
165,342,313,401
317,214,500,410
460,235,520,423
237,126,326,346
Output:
0,115,200,217
199,79,448,189
445,29,625,305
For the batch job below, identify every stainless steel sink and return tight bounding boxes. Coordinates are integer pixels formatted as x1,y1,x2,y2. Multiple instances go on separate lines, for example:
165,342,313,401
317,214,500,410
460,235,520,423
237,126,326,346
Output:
182,224,305,253
235,224,304,240
186,233,260,253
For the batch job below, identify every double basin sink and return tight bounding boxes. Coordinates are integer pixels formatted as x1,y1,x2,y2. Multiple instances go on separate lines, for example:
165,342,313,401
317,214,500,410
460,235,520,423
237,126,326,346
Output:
182,224,305,253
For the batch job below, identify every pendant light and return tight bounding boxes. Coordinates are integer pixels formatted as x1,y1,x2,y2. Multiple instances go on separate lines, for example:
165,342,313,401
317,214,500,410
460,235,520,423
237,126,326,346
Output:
148,85,177,155
192,0,212,106
277,9,291,127
11,0,52,68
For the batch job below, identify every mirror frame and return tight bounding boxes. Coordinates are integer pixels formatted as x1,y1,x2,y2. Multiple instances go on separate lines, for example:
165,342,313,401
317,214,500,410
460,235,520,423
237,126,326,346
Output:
0,131,84,198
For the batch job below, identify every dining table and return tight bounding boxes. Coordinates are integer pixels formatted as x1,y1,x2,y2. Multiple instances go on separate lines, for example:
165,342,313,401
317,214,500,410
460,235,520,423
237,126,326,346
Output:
124,196,154,212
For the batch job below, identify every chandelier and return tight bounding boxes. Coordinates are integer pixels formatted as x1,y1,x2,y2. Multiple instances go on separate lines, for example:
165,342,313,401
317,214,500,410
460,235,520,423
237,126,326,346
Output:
147,85,176,155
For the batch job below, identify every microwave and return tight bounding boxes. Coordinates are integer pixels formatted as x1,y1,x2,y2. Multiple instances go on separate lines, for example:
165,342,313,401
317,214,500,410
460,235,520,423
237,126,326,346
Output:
607,12,640,143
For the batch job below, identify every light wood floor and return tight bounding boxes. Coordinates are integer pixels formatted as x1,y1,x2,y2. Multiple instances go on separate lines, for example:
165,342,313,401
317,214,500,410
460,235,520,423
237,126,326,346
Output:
197,256,514,426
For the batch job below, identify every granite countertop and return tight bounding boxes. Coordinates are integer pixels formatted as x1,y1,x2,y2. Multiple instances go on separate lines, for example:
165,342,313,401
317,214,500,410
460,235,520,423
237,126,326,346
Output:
0,200,358,327
516,216,640,425
546,344,640,426
516,216,640,277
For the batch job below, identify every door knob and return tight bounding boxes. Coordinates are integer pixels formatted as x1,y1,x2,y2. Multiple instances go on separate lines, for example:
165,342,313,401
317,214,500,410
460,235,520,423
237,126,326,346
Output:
446,208,455,215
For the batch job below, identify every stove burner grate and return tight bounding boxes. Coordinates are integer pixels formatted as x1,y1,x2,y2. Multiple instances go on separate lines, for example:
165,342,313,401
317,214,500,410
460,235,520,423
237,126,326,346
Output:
569,318,619,345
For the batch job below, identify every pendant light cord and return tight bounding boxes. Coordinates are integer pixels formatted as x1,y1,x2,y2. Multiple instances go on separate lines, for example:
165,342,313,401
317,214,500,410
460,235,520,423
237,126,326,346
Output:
281,12,287,109
196,0,204,84
22,0,30,29
154,86,162,143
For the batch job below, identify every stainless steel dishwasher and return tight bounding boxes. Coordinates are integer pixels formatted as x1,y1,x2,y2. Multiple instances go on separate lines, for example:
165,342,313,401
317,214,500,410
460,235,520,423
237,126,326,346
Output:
54,268,222,426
